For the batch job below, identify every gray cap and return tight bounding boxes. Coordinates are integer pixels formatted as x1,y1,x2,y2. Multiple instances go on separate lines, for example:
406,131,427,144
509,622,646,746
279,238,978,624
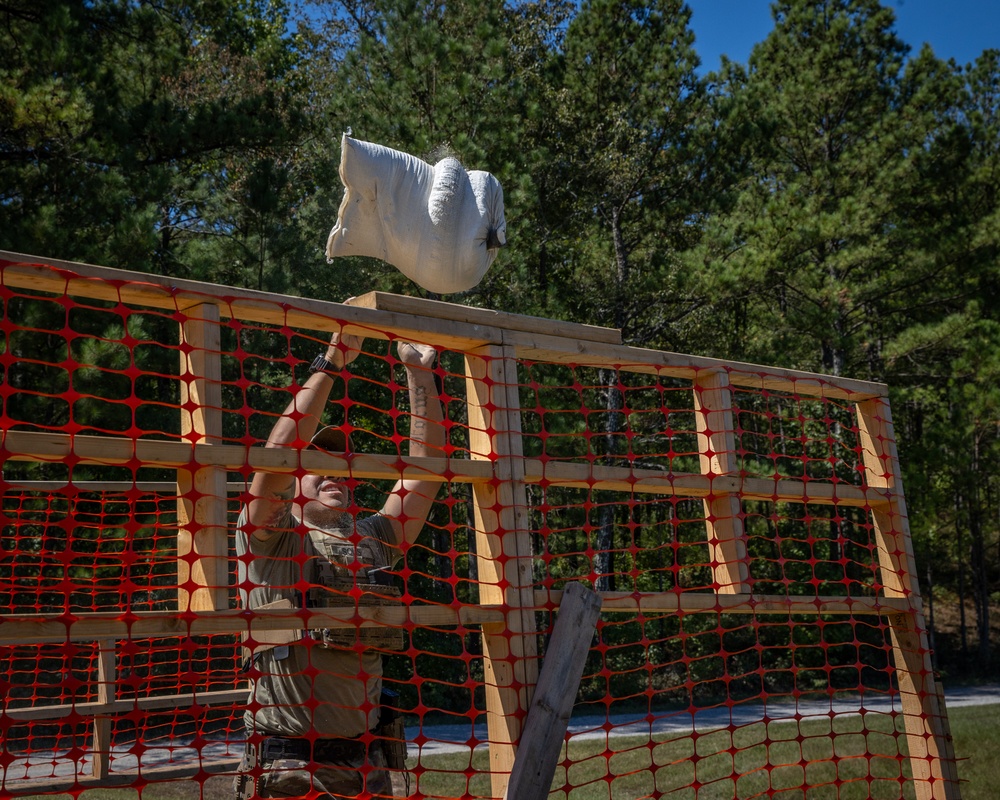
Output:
308,425,350,453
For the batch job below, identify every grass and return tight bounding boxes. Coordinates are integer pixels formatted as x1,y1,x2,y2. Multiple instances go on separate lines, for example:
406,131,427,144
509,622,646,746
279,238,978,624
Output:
20,702,996,799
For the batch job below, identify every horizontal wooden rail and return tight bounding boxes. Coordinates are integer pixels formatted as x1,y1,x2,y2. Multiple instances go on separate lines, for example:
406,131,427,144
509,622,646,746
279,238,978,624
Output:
3,689,248,724
0,590,914,649
0,604,506,646
0,252,496,354
0,251,886,402
355,291,623,345
1,430,492,484
3,432,885,508
3,759,241,796
505,330,885,401
522,459,888,508
537,590,916,616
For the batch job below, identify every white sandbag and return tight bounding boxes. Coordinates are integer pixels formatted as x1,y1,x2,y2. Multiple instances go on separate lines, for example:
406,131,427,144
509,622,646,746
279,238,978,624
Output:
325,135,506,294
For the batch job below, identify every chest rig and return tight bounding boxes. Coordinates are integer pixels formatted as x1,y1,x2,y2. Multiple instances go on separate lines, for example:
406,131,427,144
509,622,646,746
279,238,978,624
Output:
305,527,405,652
241,523,404,668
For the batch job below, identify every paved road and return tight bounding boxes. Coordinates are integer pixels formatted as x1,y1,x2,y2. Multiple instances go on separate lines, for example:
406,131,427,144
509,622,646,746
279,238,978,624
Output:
412,683,1000,756
5,684,998,781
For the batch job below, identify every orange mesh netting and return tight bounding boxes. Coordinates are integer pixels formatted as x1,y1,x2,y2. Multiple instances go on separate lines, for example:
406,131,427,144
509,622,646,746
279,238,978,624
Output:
0,256,956,799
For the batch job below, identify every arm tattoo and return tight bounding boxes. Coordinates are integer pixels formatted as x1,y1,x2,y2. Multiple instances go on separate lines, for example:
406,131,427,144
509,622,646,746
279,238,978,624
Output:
411,384,428,439
261,485,294,528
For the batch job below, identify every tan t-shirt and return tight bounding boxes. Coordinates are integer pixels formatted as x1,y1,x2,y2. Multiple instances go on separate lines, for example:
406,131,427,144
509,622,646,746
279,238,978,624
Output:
235,507,397,738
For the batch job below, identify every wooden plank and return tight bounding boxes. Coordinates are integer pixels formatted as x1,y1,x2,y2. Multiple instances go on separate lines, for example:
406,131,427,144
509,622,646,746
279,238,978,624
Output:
931,676,962,789
884,613,961,798
0,252,885,402
739,475,889,508
4,689,248,723
0,604,506,646
0,430,493,484
2,451,886,509
2,758,241,795
520,460,887,508
354,290,622,345
857,398,959,800
466,345,540,799
91,641,116,779
3,480,181,492
502,582,602,800
503,328,886,402
534,590,914,616
0,591,915,648
694,370,749,594
0,252,498,353
176,303,228,611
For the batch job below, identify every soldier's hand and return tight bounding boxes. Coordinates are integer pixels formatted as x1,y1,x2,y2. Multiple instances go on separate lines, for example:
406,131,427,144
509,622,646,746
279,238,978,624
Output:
397,341,437,370
325,298,364,368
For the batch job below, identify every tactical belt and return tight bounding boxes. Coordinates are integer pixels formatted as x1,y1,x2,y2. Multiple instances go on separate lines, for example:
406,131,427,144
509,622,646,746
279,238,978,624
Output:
260,734,368,764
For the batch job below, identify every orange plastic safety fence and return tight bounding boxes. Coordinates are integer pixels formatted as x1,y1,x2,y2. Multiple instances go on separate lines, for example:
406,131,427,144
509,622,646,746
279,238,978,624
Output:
0,258,952,799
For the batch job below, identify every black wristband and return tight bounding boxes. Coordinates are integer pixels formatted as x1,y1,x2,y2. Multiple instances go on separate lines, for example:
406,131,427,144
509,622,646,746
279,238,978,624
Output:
309,354,338,375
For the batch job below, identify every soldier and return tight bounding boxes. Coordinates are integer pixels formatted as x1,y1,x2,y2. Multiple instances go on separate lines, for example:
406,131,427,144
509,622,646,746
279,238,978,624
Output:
234,316,445,799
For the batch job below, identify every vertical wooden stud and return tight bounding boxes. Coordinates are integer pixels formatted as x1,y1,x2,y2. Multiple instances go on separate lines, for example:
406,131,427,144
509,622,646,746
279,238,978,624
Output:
465,344,540,799
857,397,959,800
176,302,229,611
91,640,115,779
693,369,749,593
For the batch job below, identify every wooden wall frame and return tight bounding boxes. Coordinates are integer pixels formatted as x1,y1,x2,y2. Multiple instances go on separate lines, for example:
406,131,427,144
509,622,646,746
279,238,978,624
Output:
0,251,959,799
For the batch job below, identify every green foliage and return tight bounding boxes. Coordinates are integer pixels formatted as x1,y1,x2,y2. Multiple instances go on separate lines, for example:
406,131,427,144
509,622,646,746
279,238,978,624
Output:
0,0,311,288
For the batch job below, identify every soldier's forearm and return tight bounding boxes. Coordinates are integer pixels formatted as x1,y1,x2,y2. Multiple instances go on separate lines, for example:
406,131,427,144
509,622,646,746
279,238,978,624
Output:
406,370,445,456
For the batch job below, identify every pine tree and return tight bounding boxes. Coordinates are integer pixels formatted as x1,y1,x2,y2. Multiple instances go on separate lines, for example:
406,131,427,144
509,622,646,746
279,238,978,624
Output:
693,0,927,377
0,0,308,285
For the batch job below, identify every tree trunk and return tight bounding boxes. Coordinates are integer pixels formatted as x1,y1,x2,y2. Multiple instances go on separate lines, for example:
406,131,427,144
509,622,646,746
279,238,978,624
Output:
593,205,631,592
968,437,992,665
955,489,968,655
926,563,937,670
594,367,624,593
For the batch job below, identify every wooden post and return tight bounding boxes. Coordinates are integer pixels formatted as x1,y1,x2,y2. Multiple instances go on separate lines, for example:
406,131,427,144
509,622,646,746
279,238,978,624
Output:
91,640,116,779
176,302,229,611
466,344,540,799
857,398,959,800
693,369,749,593
502,582,602,800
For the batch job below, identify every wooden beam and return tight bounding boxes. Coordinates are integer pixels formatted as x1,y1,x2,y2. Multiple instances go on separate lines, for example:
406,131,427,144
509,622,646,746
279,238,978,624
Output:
502,582,602,800
535,589,914,616
91,640,116,779
4,688,248,724
0,252,498,353
2,758,241,796
0,604,505,646
503,328,886,402
2,441,888,509
176,303,228,611
0,252,886,402
694,370,749,594
0,590,915,649
857,398,959,800
0,430,493,484
519,459,888,507
2,480,180,492
466,345,540,799
354,291,622,345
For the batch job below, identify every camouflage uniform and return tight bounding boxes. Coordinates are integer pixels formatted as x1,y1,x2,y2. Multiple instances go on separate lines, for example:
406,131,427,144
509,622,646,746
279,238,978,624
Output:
234,508,407,799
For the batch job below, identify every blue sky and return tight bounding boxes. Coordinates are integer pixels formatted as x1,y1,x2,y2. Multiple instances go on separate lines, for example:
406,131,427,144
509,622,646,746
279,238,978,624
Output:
687,0,1000,73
